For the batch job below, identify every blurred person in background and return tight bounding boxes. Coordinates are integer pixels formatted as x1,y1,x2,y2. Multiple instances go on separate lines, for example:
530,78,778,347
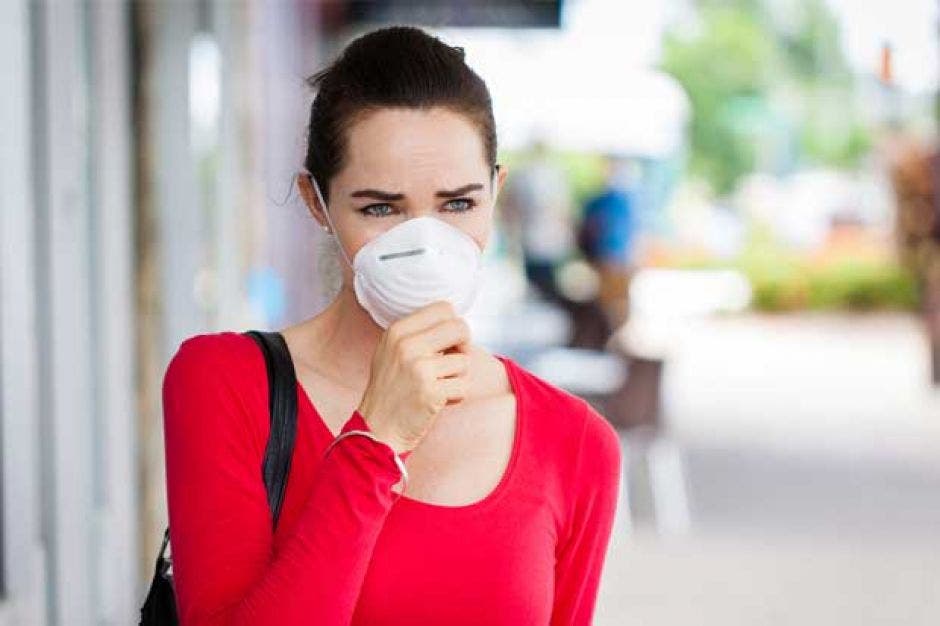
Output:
577,154,639,336
501,139,618,349
501,135,577,306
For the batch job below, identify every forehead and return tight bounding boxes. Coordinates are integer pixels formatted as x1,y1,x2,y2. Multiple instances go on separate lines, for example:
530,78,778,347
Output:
338,107,488,188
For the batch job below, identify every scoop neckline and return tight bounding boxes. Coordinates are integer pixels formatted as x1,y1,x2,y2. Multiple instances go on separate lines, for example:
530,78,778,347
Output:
293,349,523,515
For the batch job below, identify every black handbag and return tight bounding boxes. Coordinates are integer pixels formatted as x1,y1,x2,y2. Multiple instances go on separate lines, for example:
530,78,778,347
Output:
139,330,300,625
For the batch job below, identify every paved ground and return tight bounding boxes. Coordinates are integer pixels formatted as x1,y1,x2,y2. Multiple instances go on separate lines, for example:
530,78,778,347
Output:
593,312,940,626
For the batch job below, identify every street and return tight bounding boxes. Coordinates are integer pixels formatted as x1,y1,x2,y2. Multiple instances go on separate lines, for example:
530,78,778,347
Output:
596,312,940,625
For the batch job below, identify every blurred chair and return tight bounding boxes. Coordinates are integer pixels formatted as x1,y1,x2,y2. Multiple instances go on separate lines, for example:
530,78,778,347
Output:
522,346,629,415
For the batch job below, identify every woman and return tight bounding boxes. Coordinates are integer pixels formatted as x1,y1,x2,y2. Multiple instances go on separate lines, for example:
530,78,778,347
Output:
162,25,621,626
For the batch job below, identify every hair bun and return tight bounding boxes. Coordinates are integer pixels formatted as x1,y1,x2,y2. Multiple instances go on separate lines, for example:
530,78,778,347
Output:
302,26,496,206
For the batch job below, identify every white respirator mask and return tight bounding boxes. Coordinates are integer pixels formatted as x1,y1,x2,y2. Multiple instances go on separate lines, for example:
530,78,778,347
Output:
307,167,500,329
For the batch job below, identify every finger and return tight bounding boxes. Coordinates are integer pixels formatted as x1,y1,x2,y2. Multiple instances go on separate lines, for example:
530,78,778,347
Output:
437,377,468,403
429,353,470,379
419,318,471,355
389,301,457,340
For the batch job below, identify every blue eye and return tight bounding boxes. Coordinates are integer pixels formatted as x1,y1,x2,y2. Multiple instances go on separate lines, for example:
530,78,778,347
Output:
360,203,396,217
359,199,475,217
445,198,476,213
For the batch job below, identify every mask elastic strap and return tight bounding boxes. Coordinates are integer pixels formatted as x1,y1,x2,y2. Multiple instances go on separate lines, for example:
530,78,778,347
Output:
492,164,500,205
303,169,355,269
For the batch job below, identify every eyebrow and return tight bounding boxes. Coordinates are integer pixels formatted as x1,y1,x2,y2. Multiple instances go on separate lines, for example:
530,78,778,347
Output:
350,183,484,201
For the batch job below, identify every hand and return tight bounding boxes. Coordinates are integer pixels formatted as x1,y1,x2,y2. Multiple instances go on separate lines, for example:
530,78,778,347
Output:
357,301,471,455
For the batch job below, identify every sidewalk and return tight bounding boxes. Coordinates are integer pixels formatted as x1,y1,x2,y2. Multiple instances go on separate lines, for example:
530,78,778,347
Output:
662,312,940,462
594,312,940,625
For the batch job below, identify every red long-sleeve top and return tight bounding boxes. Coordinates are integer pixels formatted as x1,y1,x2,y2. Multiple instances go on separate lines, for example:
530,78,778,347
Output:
162,331,622,625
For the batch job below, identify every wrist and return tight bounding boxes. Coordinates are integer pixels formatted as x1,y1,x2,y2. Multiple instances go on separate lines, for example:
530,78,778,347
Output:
374,427,412,457
353,407,412,456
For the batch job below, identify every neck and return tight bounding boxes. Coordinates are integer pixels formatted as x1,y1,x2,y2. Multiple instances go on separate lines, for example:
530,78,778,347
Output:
305,284,384,390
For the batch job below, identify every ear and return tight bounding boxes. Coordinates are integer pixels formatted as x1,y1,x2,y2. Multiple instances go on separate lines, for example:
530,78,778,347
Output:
297,173,332,234
495,164,509,201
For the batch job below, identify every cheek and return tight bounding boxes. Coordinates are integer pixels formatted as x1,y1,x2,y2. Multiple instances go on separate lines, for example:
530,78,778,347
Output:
335,217,387,261
435,216,488,251
452,207,493,251
469,222,491,251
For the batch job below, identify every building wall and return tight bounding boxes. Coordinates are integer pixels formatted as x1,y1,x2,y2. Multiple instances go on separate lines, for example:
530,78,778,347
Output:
0,0,331,622
0,1,137,624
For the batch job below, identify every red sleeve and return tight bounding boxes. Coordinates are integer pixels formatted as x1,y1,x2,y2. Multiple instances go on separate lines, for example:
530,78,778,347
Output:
162,335,406,626
549,401,623,626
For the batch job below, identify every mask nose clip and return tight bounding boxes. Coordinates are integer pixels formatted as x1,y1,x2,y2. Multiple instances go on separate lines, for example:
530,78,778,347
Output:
379,248,426,261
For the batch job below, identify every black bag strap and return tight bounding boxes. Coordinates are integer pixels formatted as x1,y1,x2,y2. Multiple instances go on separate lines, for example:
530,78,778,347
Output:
243,329,299,532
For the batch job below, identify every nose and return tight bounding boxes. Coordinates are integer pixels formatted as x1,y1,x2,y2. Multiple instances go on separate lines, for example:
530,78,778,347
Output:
408,205,438,219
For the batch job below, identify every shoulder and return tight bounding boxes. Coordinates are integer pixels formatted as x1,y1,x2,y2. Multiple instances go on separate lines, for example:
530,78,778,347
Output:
506,357,622,530
162,330,269,446
575,400,622,484
166,330,260,377
162,330,267,404
170,329,258,359
502,356,585,425
505,357,621,468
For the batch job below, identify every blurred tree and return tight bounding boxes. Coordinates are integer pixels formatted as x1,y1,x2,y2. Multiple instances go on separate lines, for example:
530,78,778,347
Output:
775,0,850,80
661,3,775,194
661,0,870,195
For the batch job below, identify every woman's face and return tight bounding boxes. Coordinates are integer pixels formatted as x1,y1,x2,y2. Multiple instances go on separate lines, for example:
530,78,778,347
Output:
299,106,508,284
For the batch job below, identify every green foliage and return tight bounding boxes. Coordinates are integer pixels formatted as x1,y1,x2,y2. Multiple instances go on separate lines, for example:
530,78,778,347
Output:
660,0,871,194
774,0,852,81
799,105,872,167
675,226,919,312
661,5,777,194
740,254,918,312
554,152,607,206
501,148,607,214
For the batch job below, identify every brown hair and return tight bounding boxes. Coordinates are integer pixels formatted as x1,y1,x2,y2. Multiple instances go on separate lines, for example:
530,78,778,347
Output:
304,25,498,205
